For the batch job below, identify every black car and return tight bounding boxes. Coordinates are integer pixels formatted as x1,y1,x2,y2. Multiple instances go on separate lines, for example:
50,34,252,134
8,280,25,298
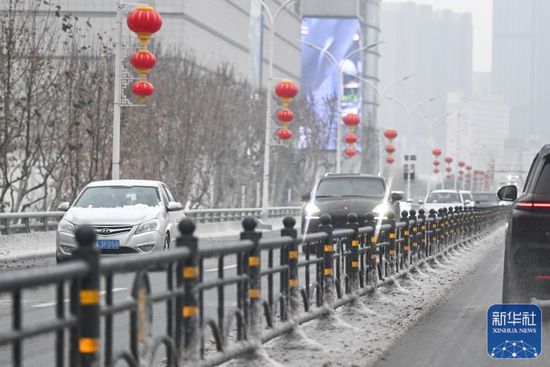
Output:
472,191,499,208
301,173,402,234
498,144,550,303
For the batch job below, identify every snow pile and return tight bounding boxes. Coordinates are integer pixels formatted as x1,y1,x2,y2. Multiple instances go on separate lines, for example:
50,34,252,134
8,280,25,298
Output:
251,227,505,366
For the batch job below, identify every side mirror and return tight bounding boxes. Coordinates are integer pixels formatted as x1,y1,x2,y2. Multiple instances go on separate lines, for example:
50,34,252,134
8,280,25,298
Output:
464,200,472,206
497,185,518,201
57,202,70,211
301,192,311,201
167,201,184,211
418,199,424,205
391,192,403,201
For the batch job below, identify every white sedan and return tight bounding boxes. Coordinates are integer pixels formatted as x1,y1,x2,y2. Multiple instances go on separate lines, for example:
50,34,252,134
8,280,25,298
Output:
56,180,185,262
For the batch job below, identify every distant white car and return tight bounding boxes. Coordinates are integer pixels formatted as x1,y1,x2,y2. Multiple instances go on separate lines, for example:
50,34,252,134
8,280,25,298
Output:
422,190,464,213
56,180,185,262
459,190,475,207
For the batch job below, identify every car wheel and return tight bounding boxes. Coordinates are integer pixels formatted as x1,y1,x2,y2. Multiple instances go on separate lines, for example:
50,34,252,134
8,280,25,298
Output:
163,233,170,251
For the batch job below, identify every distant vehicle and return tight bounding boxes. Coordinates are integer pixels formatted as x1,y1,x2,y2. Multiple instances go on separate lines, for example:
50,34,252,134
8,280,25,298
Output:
421,190,464,212
301,174,402,234
56,180,185,263
399,198,414,213
499,144,550,303
472,191,499,208
459,190,475,207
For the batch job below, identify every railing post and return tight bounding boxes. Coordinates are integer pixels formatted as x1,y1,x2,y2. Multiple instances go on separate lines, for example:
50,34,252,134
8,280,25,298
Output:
346,213,360,293
178,219,200,362
387,212,397,276
365,214,378,285
408,210,418,264
438,209,445,252
428,209,437,256
417,209,426,259
72,225,100,367
400,210,409,270
318,214,334,307
240,217,262,344
281,217,299,318
447,207,454,245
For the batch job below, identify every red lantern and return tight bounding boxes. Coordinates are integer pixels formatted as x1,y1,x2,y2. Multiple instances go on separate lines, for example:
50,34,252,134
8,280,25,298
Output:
446,174,452,179
385,144,396,154
433,160,440,166
127,6,162,48
445,166,452,173
275,79,298,107
458,161,466,168
277,109,294,124
444,156,453,164
344,133,358,144
466,165,472,171
277,128,293,140
433,168,440,174
432,148,442,157
459,170,464,175
386,156,395,164
130,49,157,77
384,128,398,141
343,113,360,127
344,147,357,158
131,80,154,100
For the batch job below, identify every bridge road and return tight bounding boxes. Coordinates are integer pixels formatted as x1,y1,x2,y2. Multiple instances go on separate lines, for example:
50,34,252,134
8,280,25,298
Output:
373,237,550,367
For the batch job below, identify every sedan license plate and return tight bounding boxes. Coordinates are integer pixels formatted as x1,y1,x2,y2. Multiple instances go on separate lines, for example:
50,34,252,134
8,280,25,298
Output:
96,240,119,250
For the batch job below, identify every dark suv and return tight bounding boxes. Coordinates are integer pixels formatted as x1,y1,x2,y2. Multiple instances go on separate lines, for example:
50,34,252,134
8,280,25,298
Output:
498,144,550,303
301,173,402,233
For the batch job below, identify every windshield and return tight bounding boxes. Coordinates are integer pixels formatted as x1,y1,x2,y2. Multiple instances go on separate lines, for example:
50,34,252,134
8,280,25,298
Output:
426,192,461,204
73,186,161,208
316,177,385,198
473,193,498,202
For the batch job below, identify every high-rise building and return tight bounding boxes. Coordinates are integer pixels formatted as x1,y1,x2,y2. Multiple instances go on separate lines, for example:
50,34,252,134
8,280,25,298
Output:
446,92,511,175
493,0,550,164
379,3,473,183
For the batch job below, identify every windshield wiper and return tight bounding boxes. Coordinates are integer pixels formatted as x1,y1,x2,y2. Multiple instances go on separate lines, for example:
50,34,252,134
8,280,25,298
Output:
314,195,333,198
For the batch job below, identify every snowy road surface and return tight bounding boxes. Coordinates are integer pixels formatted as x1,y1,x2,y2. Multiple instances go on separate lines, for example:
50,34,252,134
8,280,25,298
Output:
259,226,532,366
373,228,550,367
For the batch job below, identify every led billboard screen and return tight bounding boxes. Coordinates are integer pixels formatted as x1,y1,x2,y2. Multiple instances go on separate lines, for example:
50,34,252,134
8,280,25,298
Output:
300,17,363,150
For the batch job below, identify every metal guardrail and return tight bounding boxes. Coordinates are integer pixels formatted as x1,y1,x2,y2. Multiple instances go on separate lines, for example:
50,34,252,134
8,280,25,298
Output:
0,207,301,235
0,206,506,366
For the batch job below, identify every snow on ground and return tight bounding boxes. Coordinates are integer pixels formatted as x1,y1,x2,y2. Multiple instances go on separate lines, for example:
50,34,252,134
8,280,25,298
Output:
247,226,505,367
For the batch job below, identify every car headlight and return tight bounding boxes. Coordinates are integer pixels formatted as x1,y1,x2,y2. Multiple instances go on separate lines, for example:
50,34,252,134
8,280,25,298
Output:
58,219,75,234
303,202,321,219
135,219,160,234
372,203,391,219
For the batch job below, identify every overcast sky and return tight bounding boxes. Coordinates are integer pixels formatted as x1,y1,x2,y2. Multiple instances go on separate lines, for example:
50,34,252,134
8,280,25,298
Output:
385,0,493,72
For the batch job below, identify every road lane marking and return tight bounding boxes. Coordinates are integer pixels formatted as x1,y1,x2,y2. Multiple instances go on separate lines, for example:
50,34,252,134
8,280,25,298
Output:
204,264,237,273
32,288,127,308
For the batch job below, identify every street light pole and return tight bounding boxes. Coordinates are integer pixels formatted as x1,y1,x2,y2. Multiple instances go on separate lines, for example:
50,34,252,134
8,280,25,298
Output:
304,41,384,173
256,0,298,218
345,73,414,176
112,3,123,180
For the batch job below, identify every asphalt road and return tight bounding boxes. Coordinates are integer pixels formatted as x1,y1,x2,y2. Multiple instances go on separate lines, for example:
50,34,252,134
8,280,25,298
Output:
373,237,550,367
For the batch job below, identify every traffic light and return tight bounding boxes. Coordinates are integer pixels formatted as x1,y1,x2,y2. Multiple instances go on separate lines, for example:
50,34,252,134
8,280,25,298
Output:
403,155,416,181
